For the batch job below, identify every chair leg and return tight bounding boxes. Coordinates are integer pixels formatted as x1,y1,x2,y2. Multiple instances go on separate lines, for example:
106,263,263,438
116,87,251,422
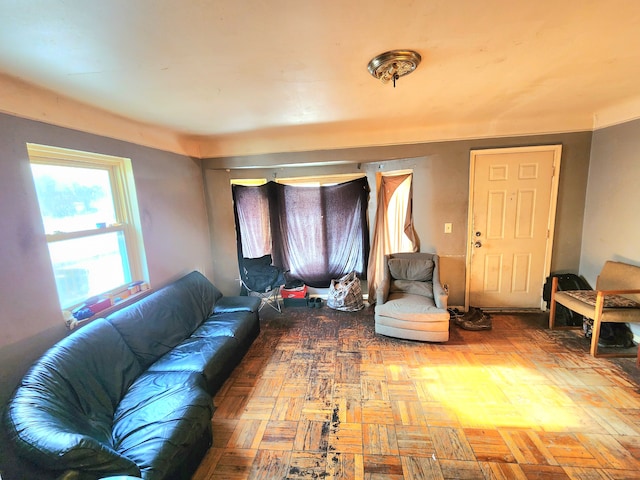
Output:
258,288,282,313
590,292,606,357
549,276,559,329
271,292,282,313
590,317,601,357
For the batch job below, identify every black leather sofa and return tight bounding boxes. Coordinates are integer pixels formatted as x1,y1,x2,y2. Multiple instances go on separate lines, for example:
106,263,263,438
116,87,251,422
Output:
3,271,260,480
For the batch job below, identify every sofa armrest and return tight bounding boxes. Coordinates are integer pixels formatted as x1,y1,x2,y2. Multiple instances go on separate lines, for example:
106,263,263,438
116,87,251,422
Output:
4,403,140,477
214,296,261,315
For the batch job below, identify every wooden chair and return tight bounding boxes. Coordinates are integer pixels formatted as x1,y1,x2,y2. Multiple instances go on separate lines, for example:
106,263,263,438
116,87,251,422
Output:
549,261,640,359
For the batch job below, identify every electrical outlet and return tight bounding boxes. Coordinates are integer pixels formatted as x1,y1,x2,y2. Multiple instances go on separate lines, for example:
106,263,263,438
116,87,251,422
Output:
444,223,452,234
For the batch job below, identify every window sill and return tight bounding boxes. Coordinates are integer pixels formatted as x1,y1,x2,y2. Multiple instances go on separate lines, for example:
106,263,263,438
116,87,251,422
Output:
65,287,152,331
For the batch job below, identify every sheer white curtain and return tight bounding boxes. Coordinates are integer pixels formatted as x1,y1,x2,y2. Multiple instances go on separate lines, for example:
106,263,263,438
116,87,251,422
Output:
233,185,272,259
367,172,418,302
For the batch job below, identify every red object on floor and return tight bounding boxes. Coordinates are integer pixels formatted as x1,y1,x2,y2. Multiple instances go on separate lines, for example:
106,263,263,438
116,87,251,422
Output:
281,285,308,299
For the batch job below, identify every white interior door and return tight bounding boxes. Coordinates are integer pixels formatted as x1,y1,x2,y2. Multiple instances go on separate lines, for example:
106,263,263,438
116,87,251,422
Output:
466,145,561,309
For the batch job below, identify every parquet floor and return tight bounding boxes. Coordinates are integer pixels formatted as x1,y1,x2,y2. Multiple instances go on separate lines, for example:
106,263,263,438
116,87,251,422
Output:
192,305,640,479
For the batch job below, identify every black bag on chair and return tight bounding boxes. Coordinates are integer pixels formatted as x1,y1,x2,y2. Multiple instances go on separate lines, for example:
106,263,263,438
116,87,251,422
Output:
240,255,286,293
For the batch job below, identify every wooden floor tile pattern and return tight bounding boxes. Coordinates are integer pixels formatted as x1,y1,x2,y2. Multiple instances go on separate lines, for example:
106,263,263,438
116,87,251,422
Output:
192,306,640,479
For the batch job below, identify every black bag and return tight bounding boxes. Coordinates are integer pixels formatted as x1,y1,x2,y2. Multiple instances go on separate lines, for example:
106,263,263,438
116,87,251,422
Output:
241,255,285,293
582,318,635,347
543,273,591,327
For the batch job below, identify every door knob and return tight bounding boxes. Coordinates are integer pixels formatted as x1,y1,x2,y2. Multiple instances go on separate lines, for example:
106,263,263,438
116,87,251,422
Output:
474,241,482,248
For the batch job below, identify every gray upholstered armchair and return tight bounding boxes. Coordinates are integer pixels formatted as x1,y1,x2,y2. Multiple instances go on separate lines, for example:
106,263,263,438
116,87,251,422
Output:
374,252,450,342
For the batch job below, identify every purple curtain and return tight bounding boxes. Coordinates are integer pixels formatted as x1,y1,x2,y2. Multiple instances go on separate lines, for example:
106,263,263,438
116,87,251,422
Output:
232,177,369,287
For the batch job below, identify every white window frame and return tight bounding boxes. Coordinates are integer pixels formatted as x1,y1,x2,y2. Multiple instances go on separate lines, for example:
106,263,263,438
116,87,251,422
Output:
27,143,148,310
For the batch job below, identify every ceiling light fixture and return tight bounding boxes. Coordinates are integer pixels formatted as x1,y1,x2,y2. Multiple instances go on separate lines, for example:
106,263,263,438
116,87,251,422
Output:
367,50,421,88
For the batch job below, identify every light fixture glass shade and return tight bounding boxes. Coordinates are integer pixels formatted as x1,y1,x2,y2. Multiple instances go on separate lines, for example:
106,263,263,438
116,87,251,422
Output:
367,50,421,85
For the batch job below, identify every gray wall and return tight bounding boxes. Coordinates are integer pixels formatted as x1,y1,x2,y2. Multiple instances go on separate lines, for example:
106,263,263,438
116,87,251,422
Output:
0,112,213,410
580,118,640,284
203,131,592,306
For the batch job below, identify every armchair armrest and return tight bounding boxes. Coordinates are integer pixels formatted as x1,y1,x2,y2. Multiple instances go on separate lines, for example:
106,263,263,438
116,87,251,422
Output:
431,255,448,310
376,274,390,305
433,281,448,310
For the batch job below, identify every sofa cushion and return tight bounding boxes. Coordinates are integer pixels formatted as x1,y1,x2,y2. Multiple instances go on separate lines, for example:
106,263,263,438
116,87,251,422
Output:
214,295,261,314
193,311,257,342
113,371,213,480
388,257,434,281
107,271,223,368
375,292,447,322
4,318,143,476
390,279,434,298
147,335,238,392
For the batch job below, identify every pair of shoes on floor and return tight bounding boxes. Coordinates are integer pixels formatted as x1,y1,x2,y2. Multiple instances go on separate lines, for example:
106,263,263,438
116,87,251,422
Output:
449,307,478,325
307,297,323,308
452,306,492,331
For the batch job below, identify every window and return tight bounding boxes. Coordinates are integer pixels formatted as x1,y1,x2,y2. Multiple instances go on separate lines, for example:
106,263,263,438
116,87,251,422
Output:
28,144,147,310
232,176,369,287
367,170,418,301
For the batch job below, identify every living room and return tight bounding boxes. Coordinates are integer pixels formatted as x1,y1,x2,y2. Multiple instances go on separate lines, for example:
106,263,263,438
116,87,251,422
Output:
1,2,640,479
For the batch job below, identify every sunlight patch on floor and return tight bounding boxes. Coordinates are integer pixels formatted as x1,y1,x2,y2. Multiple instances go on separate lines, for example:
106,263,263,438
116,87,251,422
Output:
417,364,586,430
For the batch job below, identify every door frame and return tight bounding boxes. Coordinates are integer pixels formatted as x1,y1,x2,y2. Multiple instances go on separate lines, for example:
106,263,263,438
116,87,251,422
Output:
464,145,562,311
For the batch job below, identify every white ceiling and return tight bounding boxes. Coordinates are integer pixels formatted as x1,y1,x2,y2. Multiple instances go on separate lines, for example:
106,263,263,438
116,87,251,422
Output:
1,0,640,158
